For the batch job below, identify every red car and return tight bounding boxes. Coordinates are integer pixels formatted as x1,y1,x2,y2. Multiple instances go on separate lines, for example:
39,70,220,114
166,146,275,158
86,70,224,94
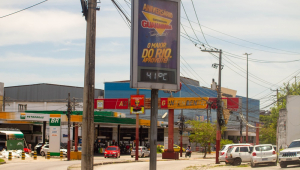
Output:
24,148,31,154
104,146,120,158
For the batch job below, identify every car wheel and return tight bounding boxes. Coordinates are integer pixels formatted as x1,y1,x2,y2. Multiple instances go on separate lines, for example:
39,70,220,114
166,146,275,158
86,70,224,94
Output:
272,161,277,166
40,151,45,156
131,156,133,158
225,162,229,165
142,153,145,158
280,162,287,168
233,158,241,166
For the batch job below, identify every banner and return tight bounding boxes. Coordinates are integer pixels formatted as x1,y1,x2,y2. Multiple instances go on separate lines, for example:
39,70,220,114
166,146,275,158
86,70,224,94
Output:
94,99,129,110
131,0,180,91
130,95,145,114
165,97,209,109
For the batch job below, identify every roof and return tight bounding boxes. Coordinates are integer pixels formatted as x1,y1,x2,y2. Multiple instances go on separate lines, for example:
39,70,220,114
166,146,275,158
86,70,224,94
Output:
4,83,104,102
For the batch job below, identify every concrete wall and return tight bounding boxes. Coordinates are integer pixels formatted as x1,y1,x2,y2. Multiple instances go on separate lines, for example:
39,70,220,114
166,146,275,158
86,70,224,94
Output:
286,95,300,145
277,109,287,149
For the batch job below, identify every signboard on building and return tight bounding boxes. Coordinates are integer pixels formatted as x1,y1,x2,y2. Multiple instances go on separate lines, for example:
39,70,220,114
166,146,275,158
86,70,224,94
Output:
94,99,129,110
130,0,180,91
161,97,209,109
130,95,145,114
49,114,61,156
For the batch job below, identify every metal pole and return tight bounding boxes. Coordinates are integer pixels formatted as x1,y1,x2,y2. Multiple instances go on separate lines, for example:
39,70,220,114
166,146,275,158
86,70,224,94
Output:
150,89,158,170
2,92,5,112
82,0,96,169
67,93,71,161
180,109,183,157
135,89,139,161
244,53,251,143
216,49,222,164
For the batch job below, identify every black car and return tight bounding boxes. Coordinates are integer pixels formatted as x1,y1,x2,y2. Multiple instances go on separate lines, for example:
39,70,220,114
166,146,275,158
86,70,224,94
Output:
34,142,46,155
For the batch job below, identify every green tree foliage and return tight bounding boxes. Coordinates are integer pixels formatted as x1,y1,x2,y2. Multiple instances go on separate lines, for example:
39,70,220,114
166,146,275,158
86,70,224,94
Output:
220,139,233,149
259,81,300,144
186,120,226,158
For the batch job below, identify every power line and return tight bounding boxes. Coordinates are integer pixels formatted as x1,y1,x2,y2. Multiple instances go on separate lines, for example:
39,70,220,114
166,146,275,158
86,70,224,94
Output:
0,0,48,19
181,16,300,55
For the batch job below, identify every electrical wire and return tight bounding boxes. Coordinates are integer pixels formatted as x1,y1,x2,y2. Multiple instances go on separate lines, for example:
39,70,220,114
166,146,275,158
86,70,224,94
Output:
0,0,48,19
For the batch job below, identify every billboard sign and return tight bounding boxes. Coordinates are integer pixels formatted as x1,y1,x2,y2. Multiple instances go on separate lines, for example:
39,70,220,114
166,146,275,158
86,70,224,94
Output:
130,95,145,114
130,0,180,91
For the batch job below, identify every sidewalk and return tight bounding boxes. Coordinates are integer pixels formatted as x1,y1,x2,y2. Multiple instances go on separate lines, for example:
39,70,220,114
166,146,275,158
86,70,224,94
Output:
68,152,216,170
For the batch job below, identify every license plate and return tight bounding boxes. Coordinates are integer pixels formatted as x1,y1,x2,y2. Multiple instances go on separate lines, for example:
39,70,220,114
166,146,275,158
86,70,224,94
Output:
262,158,268,161
109,154,112,156
286,158,292,161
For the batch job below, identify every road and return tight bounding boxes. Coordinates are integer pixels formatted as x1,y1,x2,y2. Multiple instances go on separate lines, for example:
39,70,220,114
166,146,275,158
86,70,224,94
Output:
1,159,81,170
94,159,215,170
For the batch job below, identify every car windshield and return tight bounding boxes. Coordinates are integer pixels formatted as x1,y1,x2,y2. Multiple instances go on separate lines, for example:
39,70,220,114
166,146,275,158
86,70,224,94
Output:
220,146,226,151
255,145,272,151
227,147,234,153
106,147,117,151
288,141,300,148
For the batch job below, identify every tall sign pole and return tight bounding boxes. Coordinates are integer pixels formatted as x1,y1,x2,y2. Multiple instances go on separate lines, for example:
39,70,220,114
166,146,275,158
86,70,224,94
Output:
130,1,180,169
81,0,97,169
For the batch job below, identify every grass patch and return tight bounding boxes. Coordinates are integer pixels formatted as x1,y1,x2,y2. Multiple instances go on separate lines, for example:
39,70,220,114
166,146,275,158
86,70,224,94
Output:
237,164,249,167
0,159,4,163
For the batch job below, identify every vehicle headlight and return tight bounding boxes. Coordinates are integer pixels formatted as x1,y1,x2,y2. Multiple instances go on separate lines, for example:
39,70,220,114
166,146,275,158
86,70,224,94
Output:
279,152,283,156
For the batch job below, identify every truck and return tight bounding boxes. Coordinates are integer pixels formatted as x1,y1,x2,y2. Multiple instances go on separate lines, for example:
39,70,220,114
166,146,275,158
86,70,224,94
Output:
278,139,300,168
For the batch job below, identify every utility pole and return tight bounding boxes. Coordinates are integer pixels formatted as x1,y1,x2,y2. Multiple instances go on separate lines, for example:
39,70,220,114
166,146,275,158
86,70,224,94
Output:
202,49,223,164
67,93,71,161
135,89,139,161
244,53,251,143
150,89,158,170
3,92,5,112
81,0,97,169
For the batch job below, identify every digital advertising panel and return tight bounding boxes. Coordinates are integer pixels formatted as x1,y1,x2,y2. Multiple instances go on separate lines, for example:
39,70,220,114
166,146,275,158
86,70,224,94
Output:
130,0,180,91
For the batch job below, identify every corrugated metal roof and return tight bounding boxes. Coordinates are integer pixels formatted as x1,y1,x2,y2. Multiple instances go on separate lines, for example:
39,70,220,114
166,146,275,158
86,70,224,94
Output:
4,83,103,102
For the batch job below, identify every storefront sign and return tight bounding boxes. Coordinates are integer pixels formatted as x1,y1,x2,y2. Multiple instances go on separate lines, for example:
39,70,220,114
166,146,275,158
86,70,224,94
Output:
49,114,61,156
164,97,209,109
130,95,145,114
130,0,180,91
94,99,129,110
206,97,239,110
18,112,49,121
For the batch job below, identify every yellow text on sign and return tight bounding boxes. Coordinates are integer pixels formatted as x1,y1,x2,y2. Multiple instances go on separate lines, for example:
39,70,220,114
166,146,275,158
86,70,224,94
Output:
167,97,209,109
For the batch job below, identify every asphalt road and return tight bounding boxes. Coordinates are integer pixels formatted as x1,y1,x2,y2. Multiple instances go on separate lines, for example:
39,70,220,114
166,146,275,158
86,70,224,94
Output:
94,159,215,170
1,159,81,170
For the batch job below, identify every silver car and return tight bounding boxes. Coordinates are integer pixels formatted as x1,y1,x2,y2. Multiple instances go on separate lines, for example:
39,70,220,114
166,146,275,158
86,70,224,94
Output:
131,146,150,158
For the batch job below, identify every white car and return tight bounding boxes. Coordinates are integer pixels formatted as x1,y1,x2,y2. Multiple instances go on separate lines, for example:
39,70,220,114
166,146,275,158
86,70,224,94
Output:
225,145,253,165
219,143,252,162
40,144,67,156
131,146,150,158
250,144,277,167
279,139,300,168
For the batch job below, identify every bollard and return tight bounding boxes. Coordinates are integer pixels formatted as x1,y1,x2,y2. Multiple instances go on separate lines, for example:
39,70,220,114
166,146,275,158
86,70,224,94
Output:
60,151,63,160
33,151,37,160
22,151,25,160
47,152,50,160
8,152,12,161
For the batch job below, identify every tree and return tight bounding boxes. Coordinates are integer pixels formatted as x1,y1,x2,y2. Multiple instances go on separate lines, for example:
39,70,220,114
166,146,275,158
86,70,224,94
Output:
186,120,226,158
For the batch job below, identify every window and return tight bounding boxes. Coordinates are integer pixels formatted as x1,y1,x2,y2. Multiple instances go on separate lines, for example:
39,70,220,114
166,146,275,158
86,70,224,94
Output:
235,147,239,152
288,141,300,148
106,147,116,150
240,147,249,152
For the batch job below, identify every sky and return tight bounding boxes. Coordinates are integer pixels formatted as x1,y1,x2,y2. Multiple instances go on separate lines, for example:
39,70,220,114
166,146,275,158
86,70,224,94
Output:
0,0,300,110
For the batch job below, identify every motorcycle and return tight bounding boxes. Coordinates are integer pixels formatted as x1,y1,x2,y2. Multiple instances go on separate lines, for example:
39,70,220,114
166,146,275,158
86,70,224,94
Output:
185,150,192,158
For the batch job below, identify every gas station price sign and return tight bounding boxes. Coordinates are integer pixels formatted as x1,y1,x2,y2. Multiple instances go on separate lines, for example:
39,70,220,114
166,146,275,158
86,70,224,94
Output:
130,0,180,91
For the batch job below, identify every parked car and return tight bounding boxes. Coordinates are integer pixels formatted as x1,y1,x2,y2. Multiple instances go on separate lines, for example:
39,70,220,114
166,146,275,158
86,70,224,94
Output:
131,146,150,158
225,145,253,165
173,144,186,152
156,144,186,153
34,142,46,155
219,143,252,163
250,144,277,167
40,144,67,156
104,146,120,158
279,139,300,168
